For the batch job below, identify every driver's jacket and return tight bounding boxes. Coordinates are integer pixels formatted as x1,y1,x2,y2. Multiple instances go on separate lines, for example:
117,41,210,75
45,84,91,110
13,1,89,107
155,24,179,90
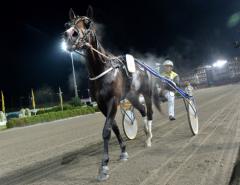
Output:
161,71,180,91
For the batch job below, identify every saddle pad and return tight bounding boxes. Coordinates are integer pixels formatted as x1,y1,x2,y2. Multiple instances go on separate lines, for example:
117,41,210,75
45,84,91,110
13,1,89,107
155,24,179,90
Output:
126,54,136,73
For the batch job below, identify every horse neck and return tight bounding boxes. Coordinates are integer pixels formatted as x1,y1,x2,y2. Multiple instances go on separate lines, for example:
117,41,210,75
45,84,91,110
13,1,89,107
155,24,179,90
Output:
85,38,109,78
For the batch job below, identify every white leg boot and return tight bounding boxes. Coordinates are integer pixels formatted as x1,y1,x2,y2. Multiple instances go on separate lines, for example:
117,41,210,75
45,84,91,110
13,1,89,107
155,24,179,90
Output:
143,116,148,135
146,120,152,147
168,92,175,118
148,121,152,139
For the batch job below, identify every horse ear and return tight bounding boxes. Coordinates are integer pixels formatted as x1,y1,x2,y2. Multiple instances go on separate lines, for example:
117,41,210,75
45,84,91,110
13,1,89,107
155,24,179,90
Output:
86,5,94,19
69,8,76,20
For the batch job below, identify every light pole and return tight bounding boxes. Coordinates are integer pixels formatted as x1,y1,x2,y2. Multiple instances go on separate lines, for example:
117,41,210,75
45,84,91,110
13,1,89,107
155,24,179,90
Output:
87,88,91,102
70,53,79,98
58,87,63,111
61,41,79,98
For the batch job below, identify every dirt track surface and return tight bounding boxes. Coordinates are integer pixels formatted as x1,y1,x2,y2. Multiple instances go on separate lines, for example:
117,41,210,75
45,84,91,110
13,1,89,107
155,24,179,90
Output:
0,84,240,185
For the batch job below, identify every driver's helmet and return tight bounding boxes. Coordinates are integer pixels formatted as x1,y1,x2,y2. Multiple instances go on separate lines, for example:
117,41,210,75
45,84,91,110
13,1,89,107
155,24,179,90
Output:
163,60,174,67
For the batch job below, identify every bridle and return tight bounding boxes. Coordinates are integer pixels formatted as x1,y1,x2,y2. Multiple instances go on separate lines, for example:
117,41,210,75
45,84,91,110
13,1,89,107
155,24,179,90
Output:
66,16,121,62
65,16,124,80
65,16,93,49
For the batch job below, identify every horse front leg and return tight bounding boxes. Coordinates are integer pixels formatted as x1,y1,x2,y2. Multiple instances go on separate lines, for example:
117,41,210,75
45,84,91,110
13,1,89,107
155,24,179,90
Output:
112,120,128,161
97,97,118,181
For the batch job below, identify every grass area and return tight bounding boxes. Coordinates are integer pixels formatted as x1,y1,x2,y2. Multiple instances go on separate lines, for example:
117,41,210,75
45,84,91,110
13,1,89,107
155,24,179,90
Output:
6,106,99,129
0,126,7,131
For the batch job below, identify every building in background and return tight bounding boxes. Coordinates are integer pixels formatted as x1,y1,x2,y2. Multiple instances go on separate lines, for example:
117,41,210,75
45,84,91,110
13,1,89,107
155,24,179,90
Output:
212,65,230,82
201,58,240,84
228,57,240,79
180,57,240,86
195,66,208,84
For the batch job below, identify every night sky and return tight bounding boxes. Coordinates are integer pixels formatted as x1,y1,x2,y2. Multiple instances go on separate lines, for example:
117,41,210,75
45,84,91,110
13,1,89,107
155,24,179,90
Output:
1,0,240,109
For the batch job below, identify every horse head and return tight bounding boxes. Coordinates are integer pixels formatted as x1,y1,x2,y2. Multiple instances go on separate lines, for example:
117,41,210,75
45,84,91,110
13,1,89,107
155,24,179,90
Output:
63,6,95,52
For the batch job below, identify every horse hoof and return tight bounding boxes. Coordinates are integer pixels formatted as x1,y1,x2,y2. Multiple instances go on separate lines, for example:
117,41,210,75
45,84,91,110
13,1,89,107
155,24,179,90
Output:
120,152,129,161
146,138,152,147
97,166,109,181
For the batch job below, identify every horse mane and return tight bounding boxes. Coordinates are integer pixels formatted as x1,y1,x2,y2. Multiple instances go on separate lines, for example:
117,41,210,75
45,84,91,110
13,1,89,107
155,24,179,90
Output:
93,31,116,61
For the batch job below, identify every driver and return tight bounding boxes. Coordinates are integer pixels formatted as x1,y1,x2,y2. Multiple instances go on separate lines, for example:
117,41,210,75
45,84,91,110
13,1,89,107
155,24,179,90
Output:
162,60,180,121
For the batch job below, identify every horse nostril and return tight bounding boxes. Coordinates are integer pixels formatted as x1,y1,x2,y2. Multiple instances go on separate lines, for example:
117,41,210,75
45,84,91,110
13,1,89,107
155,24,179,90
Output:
72,30,78,37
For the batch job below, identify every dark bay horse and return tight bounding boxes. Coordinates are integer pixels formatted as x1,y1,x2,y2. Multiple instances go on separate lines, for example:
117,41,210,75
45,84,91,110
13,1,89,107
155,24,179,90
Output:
63,7,159,181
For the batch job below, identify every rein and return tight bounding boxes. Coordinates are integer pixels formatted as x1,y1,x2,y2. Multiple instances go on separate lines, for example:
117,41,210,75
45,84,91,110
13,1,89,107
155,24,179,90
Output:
84,42,119,61
75,42,123,81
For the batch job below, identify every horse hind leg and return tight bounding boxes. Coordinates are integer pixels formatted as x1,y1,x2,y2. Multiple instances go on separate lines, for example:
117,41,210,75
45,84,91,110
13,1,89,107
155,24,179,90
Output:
127,92,151,145
142,91,153,147
127,92,147,125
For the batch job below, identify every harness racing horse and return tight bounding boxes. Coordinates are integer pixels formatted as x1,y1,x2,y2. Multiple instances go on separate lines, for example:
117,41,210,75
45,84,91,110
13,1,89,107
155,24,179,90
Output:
63,7,158,181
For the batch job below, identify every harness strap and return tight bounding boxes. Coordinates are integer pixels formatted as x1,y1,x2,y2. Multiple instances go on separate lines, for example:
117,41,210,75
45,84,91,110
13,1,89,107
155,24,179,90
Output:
84,43,124,81
89,67,114,81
